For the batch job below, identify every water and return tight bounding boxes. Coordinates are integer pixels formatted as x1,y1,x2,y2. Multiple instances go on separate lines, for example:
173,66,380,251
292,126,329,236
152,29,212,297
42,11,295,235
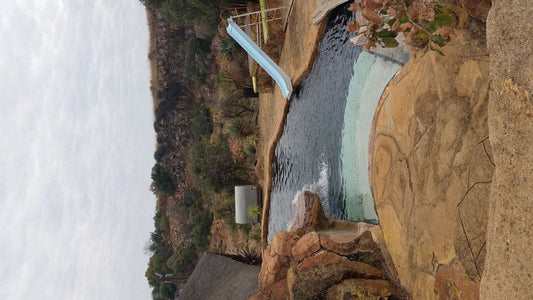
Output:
268,5,403,240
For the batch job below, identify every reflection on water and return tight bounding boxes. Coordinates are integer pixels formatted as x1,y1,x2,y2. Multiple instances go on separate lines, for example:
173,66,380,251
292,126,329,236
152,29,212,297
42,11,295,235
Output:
268,4,403,240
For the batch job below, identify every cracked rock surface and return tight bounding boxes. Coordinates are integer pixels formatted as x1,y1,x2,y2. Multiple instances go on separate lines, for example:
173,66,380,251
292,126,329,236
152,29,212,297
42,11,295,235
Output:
369,31,493,299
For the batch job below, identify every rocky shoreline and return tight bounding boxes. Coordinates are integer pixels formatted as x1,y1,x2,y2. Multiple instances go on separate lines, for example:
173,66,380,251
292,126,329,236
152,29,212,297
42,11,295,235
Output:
251,192,407,299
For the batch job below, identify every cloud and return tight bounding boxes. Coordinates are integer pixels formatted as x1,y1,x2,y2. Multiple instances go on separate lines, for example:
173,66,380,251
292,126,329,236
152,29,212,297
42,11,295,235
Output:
0,1,155,299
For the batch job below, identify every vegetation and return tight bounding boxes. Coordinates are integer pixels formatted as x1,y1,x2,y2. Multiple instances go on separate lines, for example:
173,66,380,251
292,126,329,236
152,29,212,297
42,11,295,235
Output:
217,36,241,60
190,106,213,139
346,1,457,54
226,119,245,139
151,164,175,196
247,205,261,219
140,0,259,298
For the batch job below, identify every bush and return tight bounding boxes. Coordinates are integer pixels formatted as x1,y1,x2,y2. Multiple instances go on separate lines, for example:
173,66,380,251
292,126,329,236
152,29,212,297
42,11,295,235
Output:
166,245,197,276
226,119,244,139
220,96,255,119
184,38,211,85
247,205,261,219
191,106,213,139
190,210,213,251
191,140,240,191
217,36,241,60
150,164,175,195
243,139,256,157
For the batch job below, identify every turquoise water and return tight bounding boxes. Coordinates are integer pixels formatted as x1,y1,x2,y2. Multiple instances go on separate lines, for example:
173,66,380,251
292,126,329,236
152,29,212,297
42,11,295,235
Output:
340,52,402,221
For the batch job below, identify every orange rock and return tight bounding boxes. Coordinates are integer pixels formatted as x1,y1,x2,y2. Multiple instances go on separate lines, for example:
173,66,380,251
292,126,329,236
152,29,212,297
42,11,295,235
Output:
270,231,300,257
249,279,289,300
319,231,377,256
288,191,330,232
287,251,383,300
292,231,321,262
326,279,398,300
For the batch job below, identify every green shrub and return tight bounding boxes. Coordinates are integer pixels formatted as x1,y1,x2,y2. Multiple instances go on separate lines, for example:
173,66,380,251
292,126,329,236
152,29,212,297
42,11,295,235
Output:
243,141,256,157
211,196,234,219
184,38,211,85
150,164,175,195
191,140,240,191
166,245,197,276
191,106,213,139
246,205,261,219
226,119,244,139
217,36,241,60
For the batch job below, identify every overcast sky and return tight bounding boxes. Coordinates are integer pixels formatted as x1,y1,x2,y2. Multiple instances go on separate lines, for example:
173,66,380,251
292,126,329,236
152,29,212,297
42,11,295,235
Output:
0,1,155,299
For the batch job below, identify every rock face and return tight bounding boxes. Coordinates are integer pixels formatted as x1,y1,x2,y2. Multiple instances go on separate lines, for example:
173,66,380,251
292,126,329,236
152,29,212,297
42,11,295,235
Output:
369,31,493,298
287,251,383,300
252,192,406,300
481,1,533,299
291,231,321,262
326,279,398,300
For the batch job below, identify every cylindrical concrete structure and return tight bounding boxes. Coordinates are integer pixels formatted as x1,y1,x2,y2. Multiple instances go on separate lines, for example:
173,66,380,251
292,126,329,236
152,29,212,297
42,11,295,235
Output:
235,185,260,224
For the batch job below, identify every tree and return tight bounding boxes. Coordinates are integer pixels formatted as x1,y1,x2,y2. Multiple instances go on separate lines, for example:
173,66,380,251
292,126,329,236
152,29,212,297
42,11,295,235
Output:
190,106,213,139
191,140,240,191
151,164,176,195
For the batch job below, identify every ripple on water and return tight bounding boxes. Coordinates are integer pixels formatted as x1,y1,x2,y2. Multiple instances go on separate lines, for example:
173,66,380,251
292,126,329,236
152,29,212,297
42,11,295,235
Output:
268,4,404,241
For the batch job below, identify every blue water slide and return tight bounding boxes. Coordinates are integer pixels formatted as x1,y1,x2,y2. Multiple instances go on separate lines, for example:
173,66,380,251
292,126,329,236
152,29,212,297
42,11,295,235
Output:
226,19,293,99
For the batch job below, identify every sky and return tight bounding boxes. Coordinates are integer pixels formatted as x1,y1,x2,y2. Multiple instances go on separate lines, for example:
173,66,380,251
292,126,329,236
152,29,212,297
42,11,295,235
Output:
0,1,155,299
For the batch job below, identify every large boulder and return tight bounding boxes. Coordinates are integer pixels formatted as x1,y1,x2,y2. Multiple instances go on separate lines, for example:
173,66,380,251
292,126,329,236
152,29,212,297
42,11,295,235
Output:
287,250,383,300
288,191,331,232
326,279,399,300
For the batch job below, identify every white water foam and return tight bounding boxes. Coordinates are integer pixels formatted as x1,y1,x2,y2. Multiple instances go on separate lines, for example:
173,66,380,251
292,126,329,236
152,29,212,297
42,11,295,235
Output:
287,156,330,230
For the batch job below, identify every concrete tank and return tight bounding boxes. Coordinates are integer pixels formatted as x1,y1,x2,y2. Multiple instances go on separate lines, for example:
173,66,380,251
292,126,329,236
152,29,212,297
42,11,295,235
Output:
235,185,260,224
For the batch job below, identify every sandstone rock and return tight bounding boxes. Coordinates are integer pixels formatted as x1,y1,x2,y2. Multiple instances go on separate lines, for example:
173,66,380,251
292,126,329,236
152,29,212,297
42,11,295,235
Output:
369,31,493,297
291,231,321,262
288,191,330,232
287,250,383,300
249,279,289,300
434,261,479,300
319,230,377,256
260,252,290,287
480,1,533,299
312,0,350,25
326,279,398,300
271,231,301,257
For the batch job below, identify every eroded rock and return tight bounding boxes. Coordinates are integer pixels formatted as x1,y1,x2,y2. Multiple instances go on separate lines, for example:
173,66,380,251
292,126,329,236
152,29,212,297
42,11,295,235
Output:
320,230,376,256
326,278,399,300
287,250,383,300
292,231,321,262
288,191,330,232
271,231,301,257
